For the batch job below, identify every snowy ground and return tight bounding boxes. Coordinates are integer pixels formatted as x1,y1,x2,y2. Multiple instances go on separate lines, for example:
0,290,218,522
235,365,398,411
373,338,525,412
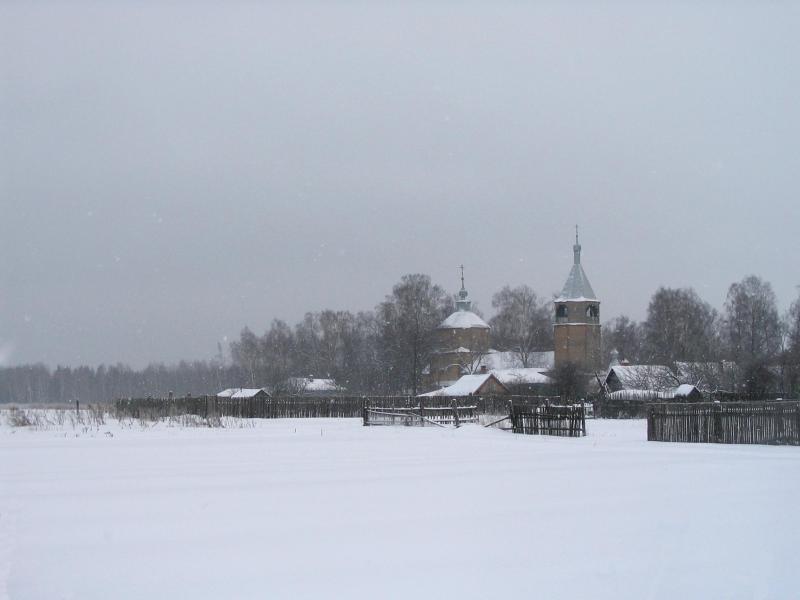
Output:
1,412,798,600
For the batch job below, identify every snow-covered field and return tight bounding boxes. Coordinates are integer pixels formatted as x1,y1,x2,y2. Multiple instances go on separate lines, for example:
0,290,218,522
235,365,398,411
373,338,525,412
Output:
1,412,798,600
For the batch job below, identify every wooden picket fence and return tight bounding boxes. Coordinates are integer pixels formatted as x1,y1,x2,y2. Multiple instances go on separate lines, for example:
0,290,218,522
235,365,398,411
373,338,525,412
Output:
510,403,586,437
114,396,366,420
113,394,558,421
647,402,800,445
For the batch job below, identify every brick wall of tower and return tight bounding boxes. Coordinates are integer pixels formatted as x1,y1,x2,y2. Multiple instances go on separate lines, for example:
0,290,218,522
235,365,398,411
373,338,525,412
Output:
425,326,490,388
434,327,490,352
554,323,602,372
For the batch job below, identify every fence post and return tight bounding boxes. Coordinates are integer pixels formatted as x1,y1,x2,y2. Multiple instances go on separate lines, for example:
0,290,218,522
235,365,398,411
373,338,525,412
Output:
795,404,800,444
419,397,425,427
580,403,586,436
451,398,460,428
712,403,722,443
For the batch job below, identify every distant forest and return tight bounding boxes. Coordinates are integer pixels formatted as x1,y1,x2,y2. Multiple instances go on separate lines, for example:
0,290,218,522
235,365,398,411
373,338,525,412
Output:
2,273,799,403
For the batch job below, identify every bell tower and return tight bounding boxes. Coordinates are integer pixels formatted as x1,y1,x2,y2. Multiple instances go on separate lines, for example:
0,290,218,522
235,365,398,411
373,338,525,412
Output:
553,227,602,372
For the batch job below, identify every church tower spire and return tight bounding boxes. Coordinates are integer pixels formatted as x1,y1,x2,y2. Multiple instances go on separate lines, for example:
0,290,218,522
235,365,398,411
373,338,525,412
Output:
574,224,581,264
456,264,472,311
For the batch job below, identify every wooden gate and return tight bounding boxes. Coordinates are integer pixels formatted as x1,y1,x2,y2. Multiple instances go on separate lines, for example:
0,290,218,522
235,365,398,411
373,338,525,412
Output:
363,399,478,428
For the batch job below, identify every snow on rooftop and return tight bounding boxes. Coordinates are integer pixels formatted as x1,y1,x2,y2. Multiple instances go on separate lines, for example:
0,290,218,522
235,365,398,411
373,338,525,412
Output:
492,368,553,386
673,384,699,397
607,384,700,400
290,377,342,392
553,295,598,303
231,388,269,399
607,389,671,400
438,310,489,329
218,388,269,398
420,373,495,397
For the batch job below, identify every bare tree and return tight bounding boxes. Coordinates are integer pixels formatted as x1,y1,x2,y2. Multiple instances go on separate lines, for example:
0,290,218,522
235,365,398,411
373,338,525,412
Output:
377,274,450,396
602,315,644,366
723,275,782,365
229,326,262,386
294,310,352,378
261,319,296,392
786,291,800,362
781,290,800,396
338,311,383,393
643,287,720,364
489,285,552,367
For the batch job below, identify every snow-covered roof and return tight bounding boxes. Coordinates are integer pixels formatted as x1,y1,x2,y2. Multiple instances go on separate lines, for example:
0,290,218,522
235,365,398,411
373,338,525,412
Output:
232,388,269,399
218,388,269,398
438,310,490,329
673,384,699,398
607,389,668,401
478,350,554,371
419,373,506,397
492,368,553,386
606,365,678,391
289,377,343,392
607,384,700,401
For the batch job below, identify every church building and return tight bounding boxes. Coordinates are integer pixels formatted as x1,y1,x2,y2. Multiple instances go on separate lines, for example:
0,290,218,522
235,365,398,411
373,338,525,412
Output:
426,268,490,388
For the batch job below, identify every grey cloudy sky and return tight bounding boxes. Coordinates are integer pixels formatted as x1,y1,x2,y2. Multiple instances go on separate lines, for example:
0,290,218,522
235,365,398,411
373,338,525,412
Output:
1,1,798,367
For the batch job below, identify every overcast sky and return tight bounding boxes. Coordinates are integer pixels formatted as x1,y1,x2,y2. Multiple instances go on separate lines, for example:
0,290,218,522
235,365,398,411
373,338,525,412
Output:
1,1,798,368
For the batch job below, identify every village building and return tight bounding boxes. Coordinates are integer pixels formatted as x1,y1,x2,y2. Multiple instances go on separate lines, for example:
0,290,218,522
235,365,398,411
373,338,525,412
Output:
419,373,509,397
606,384,703,401
490,367,554,394
553,228,602,373
604,364,679,393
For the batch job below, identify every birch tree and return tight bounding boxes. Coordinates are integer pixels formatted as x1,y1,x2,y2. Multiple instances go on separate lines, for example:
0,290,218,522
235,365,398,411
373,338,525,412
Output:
723,276,782,364
488,285,552,367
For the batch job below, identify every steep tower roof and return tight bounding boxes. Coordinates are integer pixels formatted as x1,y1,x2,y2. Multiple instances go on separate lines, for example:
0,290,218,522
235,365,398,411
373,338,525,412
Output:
556,226,597,302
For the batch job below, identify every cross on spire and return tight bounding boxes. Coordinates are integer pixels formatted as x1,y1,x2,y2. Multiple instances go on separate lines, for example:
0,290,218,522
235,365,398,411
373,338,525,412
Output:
456,264,471,310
